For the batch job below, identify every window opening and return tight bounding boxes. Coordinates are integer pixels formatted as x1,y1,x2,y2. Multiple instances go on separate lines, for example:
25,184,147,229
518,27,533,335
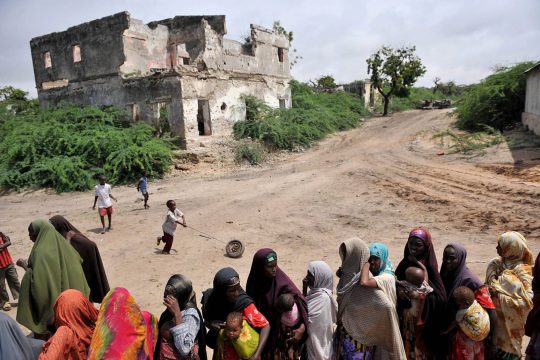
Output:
72,44,81,63
277,48,284,63
44,51,52,68
197,100,212,136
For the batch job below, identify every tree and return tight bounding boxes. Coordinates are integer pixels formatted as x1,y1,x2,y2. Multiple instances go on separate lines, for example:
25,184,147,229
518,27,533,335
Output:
366,46,426,116
0,86,38,114
314,75,337,89
273,21,302,68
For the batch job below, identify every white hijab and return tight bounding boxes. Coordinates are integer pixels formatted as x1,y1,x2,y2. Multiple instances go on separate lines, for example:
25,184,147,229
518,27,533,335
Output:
306,261,337,360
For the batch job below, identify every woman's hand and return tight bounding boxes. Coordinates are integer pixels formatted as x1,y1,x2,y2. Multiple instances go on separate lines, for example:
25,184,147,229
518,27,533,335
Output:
397,285,410,301
163,295,183,325
16,258,28,271
289,323,305,343
207,320,226,332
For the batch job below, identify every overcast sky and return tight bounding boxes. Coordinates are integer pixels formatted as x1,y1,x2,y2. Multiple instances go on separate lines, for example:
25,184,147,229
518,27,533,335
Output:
1,0,539,98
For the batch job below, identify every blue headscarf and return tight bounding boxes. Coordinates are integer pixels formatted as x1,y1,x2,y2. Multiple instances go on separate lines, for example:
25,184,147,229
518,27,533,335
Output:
369,242,394,275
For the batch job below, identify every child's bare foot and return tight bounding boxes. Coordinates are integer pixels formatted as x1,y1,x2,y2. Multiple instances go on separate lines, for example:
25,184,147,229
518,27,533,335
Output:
101,228,106,234
3,303,12,311
161,250,170,255
107,226,112,231
157,236,162,246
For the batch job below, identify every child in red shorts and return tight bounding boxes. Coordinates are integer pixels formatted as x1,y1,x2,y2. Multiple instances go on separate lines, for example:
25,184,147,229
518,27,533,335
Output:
0,232,21,311
92,175,117,234
157,200,186,254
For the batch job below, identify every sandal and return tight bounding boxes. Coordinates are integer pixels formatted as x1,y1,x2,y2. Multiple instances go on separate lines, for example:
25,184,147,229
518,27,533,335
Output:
156,236,162,246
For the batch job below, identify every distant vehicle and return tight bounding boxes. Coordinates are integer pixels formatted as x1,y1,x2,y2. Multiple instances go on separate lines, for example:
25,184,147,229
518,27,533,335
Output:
432,99,452,109
417,99,451,110
417,100,433,110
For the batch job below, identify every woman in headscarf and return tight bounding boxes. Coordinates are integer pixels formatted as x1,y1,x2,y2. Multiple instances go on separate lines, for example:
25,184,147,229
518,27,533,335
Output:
16,219,90,337
38,289,98,359
485,231,533,360
395,227,447,359
440,243,497,360
0,312,44,360
202,267,270,359
154,274,207,360
49,215,110,303
87,287,158,360
525,251,540,360
246,249,308,360
302,261,337,360
335,238,405,360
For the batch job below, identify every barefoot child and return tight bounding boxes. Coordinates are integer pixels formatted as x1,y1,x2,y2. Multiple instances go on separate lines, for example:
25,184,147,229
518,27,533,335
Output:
157,200,186,255
0,231,20,311
92,175,117,234
137,171,149,209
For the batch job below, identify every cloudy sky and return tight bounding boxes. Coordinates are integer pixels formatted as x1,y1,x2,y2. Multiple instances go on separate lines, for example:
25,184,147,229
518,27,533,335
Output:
1,0,539,98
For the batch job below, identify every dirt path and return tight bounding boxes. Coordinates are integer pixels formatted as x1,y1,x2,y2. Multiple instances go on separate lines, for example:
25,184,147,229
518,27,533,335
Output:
2,109,540,328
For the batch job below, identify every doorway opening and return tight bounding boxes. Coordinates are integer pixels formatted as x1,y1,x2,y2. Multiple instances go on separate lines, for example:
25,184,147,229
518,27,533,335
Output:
197,100,212,136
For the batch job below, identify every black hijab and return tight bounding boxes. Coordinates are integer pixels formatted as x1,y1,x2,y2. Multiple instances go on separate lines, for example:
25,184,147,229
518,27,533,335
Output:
201,267,253,348
155,274,207,360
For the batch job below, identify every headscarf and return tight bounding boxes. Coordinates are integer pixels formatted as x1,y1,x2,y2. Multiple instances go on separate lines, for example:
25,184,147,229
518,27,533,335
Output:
49,215,110,303
40,289,99,359
440,243,483,298
395,227,446,298
394,227,447,358
369,242,394,275
16,219,90,335
0,313,44,360
526,251,540,336
155,274,207,360
246,248,309,351
87,288,158,360
336,238,406,359
306,261,337,360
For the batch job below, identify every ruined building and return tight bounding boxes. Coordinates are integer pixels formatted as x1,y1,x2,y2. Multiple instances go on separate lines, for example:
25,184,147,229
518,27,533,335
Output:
30,12,291,148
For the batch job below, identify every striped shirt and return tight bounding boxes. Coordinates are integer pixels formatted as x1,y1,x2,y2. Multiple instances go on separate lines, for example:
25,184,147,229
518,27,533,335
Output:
0,233,13,269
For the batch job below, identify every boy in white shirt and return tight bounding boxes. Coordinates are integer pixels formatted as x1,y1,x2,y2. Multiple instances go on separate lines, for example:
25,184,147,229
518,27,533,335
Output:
92,175,117,234
157,200,186,254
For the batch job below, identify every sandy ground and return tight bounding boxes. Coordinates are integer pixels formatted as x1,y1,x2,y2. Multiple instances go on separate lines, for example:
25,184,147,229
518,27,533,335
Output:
2,109,540,339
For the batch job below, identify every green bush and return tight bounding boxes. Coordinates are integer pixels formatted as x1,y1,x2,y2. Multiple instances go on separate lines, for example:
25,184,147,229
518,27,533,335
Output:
456,61,536,131
234,139,266,165
0,104,174,192
233,80,367,150
376,87,461,113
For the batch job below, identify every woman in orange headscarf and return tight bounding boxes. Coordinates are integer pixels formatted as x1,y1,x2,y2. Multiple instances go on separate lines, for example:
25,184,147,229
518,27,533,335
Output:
38,289,98,359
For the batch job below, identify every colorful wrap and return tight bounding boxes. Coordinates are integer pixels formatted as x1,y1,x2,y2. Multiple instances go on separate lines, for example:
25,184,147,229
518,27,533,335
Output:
456,300,490,342
88,287,158,360
218,320,259,359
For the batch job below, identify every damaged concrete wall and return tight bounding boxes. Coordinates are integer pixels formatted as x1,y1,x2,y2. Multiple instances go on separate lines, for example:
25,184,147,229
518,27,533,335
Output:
30,12,292,149
523,65,540,136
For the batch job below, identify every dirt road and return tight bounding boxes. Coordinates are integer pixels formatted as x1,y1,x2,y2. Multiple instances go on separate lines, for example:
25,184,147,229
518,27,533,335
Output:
2,109,540,323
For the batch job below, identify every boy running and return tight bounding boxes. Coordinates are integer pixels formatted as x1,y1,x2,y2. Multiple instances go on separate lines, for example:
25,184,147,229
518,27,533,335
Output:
137,171,149,209
157,200,186,254
92,175,117,234
0,231,21,311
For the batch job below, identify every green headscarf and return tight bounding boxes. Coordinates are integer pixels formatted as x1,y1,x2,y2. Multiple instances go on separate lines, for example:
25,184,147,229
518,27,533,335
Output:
16,219,90,334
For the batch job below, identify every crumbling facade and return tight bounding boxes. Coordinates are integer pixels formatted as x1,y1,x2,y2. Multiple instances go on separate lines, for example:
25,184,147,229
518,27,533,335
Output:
30,12,291,148
523,62,540,136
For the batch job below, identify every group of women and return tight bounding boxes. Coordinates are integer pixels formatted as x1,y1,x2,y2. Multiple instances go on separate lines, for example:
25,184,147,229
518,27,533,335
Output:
1,218,539,360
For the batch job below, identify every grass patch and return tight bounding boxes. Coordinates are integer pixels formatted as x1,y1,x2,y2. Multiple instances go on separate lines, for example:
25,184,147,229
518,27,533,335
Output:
234,139,266,165
233,80,368,151
0,104,174,192
433,125,505,155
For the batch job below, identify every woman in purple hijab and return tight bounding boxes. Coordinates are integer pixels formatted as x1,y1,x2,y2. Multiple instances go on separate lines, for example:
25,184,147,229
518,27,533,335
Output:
441,243,497,360
246,248,308,359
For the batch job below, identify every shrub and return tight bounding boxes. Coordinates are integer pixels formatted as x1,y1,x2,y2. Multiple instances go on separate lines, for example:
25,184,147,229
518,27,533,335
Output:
455,61,536,131
233,80,368,150
234,139,266,165
0,104,174,192
432,125,505,154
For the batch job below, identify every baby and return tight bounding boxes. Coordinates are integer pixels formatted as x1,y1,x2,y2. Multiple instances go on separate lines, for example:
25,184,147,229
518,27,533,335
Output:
396,265,433,326
444,286,490,341
276,293,301,360
159,319,181,359
220,311,259,360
